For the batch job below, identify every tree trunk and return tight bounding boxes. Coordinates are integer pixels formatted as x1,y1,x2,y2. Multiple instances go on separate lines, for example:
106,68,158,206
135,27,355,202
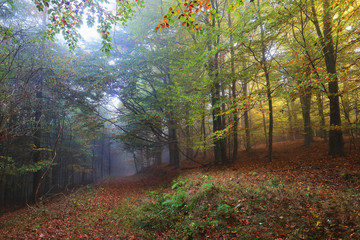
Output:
341,96,356,150
265,70,273,162
208,46,226,164
229,10,239,161
300,90,313,146
133,152,139,174
168,118,180,168
243,81,251,151
261,103,268,148
201,101,207,161
32,74,43,203
185,108,193,159
316,92,327,142
256,0,273,161
311,0,344,156
286,100,295,140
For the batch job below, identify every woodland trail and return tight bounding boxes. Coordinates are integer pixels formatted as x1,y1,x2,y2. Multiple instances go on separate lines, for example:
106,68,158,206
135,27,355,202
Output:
1,138,360,239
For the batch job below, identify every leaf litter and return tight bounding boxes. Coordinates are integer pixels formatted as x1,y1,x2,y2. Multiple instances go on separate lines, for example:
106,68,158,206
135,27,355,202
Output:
0,138,359,239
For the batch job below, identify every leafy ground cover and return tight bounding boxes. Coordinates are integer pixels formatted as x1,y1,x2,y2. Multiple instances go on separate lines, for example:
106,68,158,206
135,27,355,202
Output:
1,139,360,239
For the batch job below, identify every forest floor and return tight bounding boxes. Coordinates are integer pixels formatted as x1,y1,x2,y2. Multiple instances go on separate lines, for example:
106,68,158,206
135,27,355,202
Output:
1,138,360,239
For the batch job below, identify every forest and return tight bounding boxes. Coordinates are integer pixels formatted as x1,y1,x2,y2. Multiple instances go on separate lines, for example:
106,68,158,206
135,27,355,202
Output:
0,0,360,238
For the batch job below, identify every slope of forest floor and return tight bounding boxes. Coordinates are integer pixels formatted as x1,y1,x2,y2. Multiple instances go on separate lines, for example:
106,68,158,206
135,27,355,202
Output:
1,138,360,239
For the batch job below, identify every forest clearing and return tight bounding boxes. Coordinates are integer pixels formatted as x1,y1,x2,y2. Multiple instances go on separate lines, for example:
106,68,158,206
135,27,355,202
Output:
1,138,359,239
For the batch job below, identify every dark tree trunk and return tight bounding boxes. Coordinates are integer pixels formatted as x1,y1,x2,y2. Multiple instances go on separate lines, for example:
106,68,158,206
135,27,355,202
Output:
154,145,162,165
168,118,179,168
206,2,227,165
208,45,226,164
311,0,344,156
185,108,193,159
265,70,273,162
108,140,111,175
323,0,344,156
133,153,139,174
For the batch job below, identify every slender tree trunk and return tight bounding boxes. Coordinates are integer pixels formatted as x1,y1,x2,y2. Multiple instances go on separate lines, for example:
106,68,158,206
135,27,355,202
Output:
265,70,273,162
155,145,162,165
229,10,239,161
286,100,295,140
108,139,111,175
201,101,207,161
243,81,251,151
316,92,327,142
100,139,104,179
355,98,359,138
256,0,273,161
32,74,43,203
341,96,356,150
261,103,268,148
300,90,313,146
299,67,313,146
185,108,193,159
133,153,139,174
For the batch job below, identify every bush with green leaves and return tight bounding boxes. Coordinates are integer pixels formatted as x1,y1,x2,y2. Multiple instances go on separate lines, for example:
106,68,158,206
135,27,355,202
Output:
134,175,237,238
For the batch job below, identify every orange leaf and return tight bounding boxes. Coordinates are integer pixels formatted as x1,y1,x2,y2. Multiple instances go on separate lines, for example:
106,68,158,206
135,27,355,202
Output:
209,14,213,20
177,9,181,13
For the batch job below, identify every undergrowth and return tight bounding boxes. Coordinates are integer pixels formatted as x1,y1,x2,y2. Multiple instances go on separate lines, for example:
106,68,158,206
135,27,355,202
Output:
109,172,360,239
1,171,360,239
